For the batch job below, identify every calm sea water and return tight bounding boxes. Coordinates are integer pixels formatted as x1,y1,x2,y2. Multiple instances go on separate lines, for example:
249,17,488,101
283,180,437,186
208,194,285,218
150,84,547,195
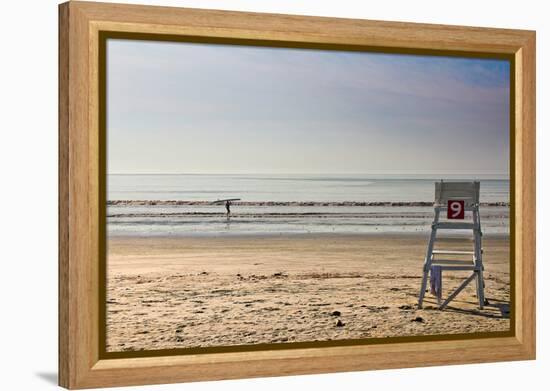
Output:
107,174,509,236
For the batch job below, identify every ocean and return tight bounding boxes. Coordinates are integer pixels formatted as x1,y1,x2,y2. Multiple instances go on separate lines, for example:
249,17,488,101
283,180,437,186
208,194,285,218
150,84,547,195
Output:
107,174,510,236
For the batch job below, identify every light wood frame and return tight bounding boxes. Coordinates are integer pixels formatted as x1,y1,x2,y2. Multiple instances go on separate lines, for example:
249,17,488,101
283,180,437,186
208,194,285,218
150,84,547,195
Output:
59,1,536,389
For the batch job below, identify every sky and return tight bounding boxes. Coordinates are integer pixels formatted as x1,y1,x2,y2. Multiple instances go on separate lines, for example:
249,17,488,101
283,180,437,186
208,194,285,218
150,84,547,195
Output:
107,39,510,176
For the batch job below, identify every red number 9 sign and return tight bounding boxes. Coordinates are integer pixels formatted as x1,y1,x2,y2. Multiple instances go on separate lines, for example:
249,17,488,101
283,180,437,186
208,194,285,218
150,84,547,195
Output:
447,200,465,219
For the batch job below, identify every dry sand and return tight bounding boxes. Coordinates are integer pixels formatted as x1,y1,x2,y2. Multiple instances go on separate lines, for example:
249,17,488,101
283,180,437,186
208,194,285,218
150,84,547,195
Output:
106,233,510,352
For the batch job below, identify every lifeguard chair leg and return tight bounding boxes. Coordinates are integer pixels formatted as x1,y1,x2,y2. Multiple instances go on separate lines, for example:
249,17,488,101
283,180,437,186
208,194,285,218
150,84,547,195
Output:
474,263,479,298
473,208,485,309
418,270,429,309
418,209,439,308
476,269,485,309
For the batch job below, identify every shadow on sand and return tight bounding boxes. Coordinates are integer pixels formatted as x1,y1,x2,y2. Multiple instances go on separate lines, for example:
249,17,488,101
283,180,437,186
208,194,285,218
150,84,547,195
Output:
444,298,510,319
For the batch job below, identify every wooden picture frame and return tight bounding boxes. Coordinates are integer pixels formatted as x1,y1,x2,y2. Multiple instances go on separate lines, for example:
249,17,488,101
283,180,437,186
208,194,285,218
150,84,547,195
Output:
59,1,536,389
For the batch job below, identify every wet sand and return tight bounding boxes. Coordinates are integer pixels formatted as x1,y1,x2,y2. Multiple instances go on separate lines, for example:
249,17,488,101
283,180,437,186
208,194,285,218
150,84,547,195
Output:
106,233,510,352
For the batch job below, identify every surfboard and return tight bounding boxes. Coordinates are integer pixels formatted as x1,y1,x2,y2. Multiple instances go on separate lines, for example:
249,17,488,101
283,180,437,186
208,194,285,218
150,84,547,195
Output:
210,198,241,205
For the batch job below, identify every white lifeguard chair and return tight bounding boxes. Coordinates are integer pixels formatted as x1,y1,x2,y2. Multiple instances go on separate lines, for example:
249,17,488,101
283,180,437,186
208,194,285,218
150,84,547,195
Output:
418,181,485,310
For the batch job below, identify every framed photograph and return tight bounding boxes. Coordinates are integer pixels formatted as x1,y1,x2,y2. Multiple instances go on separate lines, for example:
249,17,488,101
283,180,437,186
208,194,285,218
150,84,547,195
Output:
59,1,536,389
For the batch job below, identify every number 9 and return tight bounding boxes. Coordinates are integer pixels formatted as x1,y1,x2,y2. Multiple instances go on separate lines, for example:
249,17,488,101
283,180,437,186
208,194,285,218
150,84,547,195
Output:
450,201,462,218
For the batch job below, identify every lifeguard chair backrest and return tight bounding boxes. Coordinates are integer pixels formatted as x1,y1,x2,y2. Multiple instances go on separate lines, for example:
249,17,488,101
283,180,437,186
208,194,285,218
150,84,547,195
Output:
434,181,480,207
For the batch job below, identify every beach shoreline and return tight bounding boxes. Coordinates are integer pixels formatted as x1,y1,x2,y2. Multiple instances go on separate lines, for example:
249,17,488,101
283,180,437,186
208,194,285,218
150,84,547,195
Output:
106,233,510,352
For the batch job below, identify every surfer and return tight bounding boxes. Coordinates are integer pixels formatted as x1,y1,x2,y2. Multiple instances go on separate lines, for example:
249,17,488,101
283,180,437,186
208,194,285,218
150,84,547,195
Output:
225,200,231,217
211,198,239,219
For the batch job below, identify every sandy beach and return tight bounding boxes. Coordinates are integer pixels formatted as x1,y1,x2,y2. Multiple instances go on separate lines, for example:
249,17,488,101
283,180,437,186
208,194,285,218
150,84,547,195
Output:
106,233,510,352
